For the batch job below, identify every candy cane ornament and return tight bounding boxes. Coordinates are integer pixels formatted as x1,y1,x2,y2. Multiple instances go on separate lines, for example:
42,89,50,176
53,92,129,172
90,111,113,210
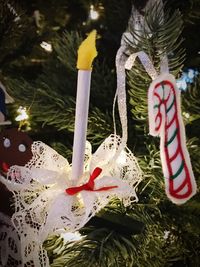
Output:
124,0,196,204
148,73,197,204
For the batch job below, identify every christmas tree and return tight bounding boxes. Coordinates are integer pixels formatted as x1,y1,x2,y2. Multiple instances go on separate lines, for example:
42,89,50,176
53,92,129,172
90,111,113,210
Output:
0,0,200,266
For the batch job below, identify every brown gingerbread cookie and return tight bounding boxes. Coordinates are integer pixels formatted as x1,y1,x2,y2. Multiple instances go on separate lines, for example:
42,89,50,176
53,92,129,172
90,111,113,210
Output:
0,128,33,216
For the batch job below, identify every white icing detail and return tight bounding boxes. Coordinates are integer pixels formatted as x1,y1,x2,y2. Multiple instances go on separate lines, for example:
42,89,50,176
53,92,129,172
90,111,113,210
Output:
3,138,11,148
18,144,26,152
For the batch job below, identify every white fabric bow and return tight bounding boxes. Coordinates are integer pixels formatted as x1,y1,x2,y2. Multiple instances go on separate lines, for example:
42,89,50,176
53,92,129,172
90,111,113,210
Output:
0,134,142,267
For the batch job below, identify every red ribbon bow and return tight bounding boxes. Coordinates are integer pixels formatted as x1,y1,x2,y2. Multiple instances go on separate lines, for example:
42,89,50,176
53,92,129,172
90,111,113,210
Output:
2,162,9,173
65,167,118,195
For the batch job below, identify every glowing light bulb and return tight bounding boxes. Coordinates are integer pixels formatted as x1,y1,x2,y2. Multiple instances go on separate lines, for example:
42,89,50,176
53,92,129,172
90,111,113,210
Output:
183,112,190,119
163,230,170,240
15,106,29,121
61,231,83,242
40,41,52,52
89,5,99,20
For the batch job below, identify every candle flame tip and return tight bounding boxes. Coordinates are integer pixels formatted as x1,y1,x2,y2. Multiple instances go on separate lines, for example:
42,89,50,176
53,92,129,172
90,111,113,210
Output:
77,30,98,70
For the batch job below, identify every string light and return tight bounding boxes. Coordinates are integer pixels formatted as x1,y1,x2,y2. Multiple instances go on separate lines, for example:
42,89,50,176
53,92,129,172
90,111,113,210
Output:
89,5,99,20
163,230,170,240
40,41,52,52
15,106,29,121
183,111,190,120
60,231,83,242
177,68,199,91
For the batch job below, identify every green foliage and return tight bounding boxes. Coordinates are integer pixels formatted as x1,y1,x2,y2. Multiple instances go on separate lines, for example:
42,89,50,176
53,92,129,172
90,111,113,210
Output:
49,229,140,267
6,30,115,148
53,31,82,72
44,199,200,267
127,2,185,129
0,1,47,79
171,0,200,24
182,75,200,124
101,0,131,34
0,1,27,66
44,226,166,267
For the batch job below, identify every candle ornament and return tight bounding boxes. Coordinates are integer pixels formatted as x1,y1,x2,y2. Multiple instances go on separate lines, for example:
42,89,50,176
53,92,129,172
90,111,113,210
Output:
71,30,97,181
0,135,142,266
0,32,143,267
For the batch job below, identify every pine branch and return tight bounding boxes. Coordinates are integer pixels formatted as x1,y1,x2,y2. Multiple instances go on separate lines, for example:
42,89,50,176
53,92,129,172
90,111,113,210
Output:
127,3,185,128
0,1,39,69
6,30,118,147
53,31,82,72
182,75,200,124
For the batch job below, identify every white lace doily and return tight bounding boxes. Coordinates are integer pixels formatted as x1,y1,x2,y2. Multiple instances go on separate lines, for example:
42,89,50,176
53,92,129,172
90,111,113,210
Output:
0,134,142,266
0,212,22,267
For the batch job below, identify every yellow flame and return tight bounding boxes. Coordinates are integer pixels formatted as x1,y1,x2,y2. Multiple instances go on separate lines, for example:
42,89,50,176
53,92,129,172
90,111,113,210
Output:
76,30,97,70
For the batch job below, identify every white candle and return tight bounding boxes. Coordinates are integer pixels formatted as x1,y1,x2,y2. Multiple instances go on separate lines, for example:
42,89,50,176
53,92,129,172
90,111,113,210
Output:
71,30,97,183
